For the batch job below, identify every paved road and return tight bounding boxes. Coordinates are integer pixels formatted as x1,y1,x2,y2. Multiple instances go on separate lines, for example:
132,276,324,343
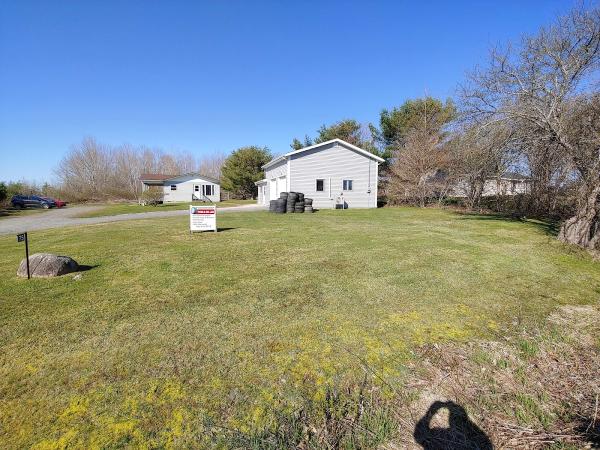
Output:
0,204,266,235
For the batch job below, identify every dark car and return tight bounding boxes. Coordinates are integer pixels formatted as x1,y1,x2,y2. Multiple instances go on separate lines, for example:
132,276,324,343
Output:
11,195,56,209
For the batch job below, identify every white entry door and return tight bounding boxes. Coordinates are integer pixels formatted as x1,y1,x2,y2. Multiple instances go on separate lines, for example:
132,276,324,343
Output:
270,179,277,200
277,176,287,196
260,186,267,205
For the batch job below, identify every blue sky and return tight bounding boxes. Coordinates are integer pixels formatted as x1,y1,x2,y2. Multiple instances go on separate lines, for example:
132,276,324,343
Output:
0,0,573,182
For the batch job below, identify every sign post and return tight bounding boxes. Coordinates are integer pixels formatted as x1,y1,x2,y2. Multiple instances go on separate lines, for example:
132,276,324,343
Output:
17,232,30,279
190,205,217,233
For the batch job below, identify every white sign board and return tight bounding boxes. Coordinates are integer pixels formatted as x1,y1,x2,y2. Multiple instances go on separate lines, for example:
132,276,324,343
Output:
190,205,217,232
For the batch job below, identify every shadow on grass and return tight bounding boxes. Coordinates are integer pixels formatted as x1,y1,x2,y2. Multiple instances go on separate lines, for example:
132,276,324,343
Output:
77,264,99,272
190,228,237,233
0,207,36,218
414,401,493,450
454,211,559,237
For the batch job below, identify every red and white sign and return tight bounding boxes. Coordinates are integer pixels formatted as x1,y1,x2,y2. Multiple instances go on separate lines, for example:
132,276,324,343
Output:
190,205,217,232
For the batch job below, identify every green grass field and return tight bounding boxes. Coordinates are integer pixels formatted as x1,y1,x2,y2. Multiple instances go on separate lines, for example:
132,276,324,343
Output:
0,208,598,448
0,206,46,219
73,199,256,218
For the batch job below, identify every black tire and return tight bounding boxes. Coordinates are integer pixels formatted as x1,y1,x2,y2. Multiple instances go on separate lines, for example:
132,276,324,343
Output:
42,203,50,209
304,198,313,205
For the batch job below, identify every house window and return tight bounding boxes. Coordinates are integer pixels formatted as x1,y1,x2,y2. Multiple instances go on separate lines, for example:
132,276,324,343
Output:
343,180,353,191
170,185,177,191
194,185,199,192
203,185,214,196
316,179,324,192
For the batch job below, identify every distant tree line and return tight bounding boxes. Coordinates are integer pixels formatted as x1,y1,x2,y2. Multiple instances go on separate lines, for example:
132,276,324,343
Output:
51,137,227,201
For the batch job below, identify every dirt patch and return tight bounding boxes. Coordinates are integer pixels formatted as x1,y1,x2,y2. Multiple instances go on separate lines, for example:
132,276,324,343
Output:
392,305,600,449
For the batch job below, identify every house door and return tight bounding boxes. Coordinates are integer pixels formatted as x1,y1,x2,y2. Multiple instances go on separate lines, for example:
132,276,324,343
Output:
270,179,277,200
277,176,287,195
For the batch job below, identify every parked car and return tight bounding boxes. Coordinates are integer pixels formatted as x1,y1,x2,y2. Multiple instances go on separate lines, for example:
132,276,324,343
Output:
10,195,56,209
42,197,66,207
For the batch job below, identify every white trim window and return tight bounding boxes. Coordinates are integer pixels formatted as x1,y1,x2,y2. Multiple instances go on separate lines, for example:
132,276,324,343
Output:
316,179,324,192
203,185,214,196
342,180,353,191
170,184,177,191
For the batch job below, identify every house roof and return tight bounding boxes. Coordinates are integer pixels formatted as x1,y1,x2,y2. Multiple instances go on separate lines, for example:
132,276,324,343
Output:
140,172,220,184
262,138,385,169
500,172,530,181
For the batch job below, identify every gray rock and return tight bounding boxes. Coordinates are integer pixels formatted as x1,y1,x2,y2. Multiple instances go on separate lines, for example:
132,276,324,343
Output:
17,253,79,278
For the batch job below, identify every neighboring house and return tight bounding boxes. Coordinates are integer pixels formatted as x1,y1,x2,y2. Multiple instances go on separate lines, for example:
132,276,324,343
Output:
452,172,531,197
140,173,221,203
256,139,385,209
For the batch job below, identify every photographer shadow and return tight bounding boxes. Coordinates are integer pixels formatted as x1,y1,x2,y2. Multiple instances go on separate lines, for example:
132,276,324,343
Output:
414,401,493,449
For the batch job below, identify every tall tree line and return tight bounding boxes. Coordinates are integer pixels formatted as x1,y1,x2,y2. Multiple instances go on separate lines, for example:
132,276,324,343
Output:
54,137,227,201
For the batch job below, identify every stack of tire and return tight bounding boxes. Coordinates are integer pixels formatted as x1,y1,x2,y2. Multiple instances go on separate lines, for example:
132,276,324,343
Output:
294,192,305,213
268,191,316,214
304,198,314,213
286,192,298,213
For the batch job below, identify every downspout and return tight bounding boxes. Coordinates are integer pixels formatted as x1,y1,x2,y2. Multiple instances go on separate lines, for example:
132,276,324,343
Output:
368,158,371,208
287,156,291,191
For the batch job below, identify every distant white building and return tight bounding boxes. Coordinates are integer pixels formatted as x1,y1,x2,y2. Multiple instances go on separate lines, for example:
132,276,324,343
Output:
140,172,221,203
453,172,531,197
255,139,385,209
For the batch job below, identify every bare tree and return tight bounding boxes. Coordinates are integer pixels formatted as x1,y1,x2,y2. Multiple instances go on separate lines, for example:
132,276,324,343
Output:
460,4,600,250
558,94,600,248
112,144,144,199
387,102,453,207
175,152,198,174
55,137,112,201
198,153,227,179
448,123,513,209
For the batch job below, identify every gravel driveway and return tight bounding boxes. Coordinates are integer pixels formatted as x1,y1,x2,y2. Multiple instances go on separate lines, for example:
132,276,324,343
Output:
0,204,266,236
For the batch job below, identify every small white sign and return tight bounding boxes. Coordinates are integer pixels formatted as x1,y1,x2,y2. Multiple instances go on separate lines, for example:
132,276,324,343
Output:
190,205,217,232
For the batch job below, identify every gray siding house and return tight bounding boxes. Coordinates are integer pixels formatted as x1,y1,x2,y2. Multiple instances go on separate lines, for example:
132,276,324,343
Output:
256,139,385,209
140,173,221,203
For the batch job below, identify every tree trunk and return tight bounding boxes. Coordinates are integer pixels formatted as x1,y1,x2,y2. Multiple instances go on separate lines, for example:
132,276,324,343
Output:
558,185,600,250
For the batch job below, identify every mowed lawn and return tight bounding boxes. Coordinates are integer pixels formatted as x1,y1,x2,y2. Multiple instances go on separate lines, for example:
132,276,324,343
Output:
0,208,598,448
73,199,256,218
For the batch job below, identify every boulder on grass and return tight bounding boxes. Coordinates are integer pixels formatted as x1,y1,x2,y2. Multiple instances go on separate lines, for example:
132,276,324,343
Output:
17,253,79,278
